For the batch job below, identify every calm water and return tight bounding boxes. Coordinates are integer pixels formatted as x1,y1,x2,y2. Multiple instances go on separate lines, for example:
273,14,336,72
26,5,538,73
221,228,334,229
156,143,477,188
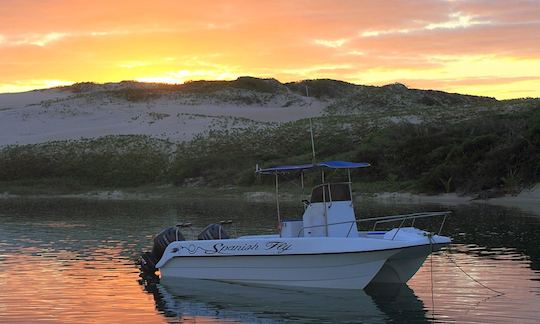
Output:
0,197,539,323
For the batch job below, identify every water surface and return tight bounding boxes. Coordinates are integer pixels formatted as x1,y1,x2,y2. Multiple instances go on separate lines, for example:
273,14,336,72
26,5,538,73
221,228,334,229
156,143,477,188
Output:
0,198,539,323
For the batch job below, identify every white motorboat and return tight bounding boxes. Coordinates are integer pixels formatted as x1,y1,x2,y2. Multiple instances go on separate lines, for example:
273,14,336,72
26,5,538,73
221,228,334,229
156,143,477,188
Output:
141,161,451,289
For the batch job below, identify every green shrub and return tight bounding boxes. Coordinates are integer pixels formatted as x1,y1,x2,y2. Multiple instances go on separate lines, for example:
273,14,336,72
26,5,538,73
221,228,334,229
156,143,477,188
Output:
1,106,538,194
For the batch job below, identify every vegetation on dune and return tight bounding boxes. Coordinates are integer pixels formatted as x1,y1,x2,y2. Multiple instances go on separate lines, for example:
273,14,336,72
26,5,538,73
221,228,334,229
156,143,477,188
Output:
325,82,496,115
1,106,539,195
168,108,540,194
62,76,500,112
354,109,540,193
65,77,288,101
0,136,173,187
285,79,360,99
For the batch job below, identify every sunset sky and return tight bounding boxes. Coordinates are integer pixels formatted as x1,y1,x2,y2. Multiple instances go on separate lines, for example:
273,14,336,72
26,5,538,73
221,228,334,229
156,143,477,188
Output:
1,0,539,99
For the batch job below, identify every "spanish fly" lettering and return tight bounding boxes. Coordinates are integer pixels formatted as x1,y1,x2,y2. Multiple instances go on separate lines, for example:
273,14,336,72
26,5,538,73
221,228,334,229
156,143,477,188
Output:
212,242,259,254
207,241,293,254
265,241,292,253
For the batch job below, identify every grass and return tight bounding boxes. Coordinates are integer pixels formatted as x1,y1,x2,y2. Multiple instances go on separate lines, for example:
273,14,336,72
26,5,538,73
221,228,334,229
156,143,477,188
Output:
0,177,413,203
0,178,100,195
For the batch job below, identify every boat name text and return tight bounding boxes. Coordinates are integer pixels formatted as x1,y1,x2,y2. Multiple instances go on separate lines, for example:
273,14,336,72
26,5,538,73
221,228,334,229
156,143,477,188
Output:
176,241,293,255
265,241,292,253
213,242,259,253
212,241,292,254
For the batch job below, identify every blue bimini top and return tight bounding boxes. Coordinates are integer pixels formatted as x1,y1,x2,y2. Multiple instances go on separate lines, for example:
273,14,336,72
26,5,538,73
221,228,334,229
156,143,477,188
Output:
256,160,370,174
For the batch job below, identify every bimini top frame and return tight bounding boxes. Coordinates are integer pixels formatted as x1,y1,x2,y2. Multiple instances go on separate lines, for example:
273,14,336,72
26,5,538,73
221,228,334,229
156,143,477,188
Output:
255,160,370,231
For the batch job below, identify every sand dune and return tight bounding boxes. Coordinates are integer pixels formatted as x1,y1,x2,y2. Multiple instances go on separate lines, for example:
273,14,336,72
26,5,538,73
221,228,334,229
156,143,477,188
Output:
0,86,327,146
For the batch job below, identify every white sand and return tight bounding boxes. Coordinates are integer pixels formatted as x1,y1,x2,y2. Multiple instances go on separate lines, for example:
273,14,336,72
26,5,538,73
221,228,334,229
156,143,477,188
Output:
369,186,540,216
482,184,540,215
0,89,73,108
368,192,472,206
0,86,327,146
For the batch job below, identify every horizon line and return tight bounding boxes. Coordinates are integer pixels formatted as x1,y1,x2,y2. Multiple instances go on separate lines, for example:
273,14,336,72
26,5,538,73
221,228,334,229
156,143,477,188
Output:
2,76,531,100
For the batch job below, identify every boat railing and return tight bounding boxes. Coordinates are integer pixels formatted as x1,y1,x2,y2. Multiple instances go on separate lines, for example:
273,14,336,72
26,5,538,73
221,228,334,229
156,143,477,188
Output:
297,211,451,239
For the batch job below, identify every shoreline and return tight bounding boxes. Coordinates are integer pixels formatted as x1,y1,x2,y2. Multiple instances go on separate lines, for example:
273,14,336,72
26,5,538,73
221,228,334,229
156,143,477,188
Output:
1,184,539,215
368,185,540,216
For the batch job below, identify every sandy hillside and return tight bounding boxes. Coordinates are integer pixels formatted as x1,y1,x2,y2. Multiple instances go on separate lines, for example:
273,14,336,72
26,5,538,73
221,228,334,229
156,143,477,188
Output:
0,84,327,146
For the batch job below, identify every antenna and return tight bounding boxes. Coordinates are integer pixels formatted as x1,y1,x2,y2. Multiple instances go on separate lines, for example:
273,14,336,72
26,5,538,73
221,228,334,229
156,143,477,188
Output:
305,84,312,107
309,118,316,164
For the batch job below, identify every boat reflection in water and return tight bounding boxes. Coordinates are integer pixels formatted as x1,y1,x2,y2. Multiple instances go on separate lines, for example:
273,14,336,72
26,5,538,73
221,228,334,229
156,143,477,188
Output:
141,276,429,323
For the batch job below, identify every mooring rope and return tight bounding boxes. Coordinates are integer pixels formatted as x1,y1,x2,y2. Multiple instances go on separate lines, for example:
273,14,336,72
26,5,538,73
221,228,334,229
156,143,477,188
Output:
426,233,506,323
444,247,505,296
429,234,436,321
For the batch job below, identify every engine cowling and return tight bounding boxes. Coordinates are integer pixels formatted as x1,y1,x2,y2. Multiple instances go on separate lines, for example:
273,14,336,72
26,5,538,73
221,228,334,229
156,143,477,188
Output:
140,227,185,274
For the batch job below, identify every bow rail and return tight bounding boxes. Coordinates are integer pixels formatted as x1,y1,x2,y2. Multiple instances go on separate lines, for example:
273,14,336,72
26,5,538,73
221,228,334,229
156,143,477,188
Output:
297,211,451,239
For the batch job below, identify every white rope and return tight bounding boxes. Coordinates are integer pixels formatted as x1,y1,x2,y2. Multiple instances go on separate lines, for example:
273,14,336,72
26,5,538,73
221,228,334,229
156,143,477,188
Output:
428,233,435,321
444,247,505,296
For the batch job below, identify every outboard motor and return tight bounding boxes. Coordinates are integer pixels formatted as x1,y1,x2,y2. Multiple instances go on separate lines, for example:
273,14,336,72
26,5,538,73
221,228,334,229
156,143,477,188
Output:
140,226,185,275
198,223,229,240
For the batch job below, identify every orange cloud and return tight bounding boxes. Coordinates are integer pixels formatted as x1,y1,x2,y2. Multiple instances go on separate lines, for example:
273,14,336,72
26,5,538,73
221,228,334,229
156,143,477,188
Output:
0,0,539,98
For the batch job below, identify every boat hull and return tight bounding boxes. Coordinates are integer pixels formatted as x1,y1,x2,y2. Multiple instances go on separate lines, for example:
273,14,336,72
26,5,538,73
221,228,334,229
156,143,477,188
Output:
370,244,446,284
155,230,451,289
159,250,396,289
